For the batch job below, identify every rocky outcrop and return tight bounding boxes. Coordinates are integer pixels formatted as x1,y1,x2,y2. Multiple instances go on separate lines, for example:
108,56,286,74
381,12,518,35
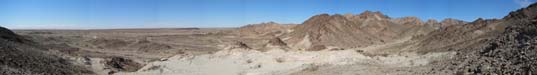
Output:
105,57,143,72
266,37,288,47
228,41,252,50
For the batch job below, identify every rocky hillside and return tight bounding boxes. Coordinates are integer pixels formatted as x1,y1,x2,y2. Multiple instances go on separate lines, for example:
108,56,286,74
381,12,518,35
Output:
414,18,502,53
430,3,537,74
284,14,373,49
0,27,28,43
0,27,92,75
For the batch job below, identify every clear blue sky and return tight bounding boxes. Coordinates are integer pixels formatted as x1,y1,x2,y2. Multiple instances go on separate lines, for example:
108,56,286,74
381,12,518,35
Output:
0,0,534,29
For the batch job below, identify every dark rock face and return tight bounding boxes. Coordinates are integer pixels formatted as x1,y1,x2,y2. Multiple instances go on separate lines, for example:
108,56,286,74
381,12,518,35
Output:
0,27,25,43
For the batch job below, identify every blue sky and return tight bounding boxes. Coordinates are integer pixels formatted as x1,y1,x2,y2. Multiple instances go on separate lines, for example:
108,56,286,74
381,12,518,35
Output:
0,0,535,29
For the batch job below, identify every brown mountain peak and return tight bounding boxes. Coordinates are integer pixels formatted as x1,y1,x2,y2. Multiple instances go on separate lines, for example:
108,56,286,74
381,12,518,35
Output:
425,19,439,25
358,10,389,19
302,14,349,25
440,18,466,25
394,16,423,25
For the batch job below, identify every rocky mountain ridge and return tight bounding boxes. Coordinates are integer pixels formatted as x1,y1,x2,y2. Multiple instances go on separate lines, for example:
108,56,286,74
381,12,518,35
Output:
269,11,468,50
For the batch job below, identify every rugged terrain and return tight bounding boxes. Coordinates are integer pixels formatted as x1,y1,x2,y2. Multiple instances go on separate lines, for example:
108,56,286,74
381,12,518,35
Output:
430,4,537,74
1,3,537,75
0,27,92,75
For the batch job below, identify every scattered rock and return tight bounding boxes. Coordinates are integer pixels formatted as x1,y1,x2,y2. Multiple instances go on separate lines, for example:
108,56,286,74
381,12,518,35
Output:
229,41,252,49
104,57,143,72
431,3,537,75
268,37,287,47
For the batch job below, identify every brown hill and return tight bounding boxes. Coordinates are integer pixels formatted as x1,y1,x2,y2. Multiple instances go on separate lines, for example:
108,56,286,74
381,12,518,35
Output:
239,22,295,37
284,14,366,49
281,11,464,49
